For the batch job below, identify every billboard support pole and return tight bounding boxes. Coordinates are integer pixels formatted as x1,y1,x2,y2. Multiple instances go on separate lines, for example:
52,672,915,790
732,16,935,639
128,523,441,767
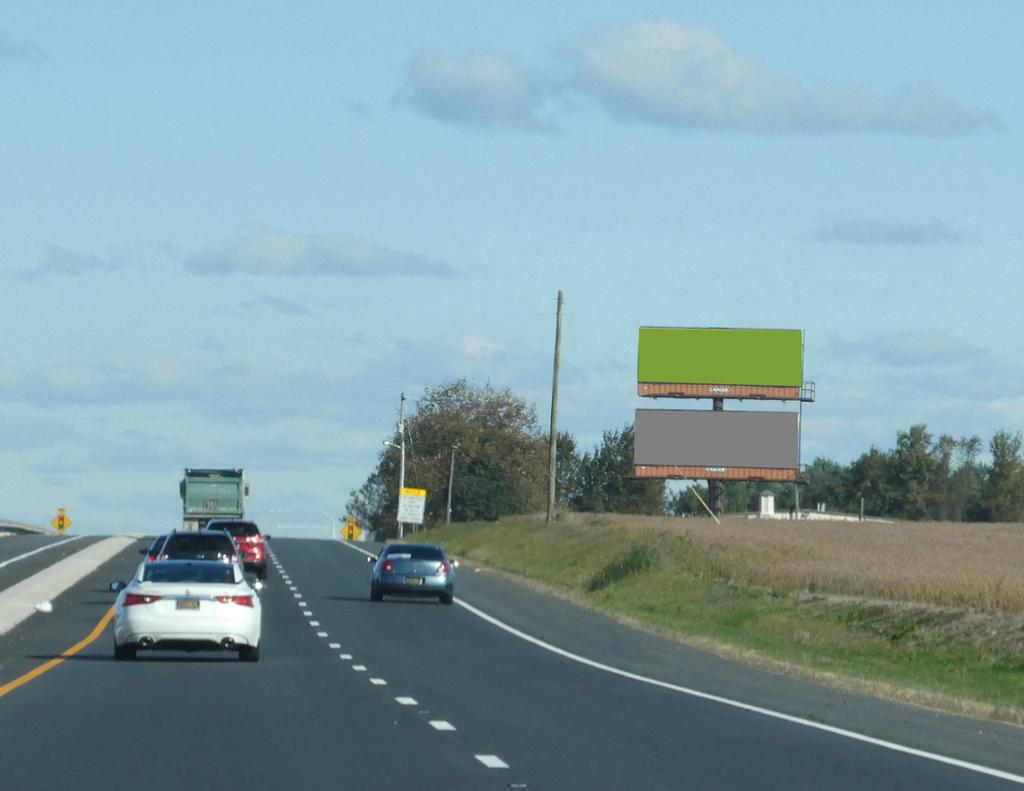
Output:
708,397,725,517
397,393,406,539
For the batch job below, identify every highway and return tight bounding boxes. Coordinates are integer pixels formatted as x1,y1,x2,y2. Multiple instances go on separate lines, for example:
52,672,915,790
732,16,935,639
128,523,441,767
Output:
0,536,1022,790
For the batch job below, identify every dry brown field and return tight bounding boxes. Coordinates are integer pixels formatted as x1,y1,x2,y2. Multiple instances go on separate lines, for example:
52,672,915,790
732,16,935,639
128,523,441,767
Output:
556,512,1024,612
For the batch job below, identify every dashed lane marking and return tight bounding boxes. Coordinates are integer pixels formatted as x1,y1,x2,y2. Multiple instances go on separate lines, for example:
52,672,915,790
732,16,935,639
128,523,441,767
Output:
317,631,328,638
352,665,367,672
430,721,456,732
302,610,313,617
475,755,509,769
370,678,387,685
328,642,340,649
395,697,417,706
309,620,320,627
339,654,352,660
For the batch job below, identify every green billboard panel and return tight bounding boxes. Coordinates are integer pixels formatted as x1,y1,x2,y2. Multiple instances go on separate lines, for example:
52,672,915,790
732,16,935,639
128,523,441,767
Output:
638,327,803,387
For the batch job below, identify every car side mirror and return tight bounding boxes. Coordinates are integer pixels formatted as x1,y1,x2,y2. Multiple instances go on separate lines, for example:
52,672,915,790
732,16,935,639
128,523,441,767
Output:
452,559,460,569
365,555,376,564
109,581,127,593
264,535,271,541
138,548,148,555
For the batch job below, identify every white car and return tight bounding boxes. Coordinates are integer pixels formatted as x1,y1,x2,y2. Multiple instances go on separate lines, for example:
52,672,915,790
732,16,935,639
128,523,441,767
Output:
110,559,262,661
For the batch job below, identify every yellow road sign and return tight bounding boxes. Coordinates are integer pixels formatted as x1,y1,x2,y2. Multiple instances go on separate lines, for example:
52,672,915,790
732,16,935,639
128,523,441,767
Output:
50,508,72,534
400,487,427,497
341,516,362,541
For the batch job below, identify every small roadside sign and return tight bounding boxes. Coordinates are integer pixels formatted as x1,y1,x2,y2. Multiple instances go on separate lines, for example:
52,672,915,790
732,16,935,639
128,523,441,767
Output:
397,487,427,525
341,516,362,541
50,508,72,534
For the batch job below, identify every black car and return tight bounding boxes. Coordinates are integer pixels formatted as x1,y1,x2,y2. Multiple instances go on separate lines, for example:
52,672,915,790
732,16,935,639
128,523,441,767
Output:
160,530,239,564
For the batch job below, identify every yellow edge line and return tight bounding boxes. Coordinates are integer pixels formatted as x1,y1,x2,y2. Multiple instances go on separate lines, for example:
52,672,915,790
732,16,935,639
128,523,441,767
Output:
0,605,116,699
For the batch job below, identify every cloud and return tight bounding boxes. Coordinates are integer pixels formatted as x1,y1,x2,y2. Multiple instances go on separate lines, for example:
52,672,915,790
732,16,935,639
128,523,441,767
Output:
0,32,47,63
815,216,964,246
823,331,982,369
10,246,129,279
398,51,553,131
183,230,457,278
570,18,1000,135
239,294,311,316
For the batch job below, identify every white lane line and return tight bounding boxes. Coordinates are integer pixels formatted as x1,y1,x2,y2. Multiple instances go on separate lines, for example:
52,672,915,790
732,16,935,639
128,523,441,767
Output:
0,536,85,569
289,585,297,591
298,601,307,607
309,620,320,627
335,539,1024,787
370,678,387,686
352,665,367,672
303,610,313,617
395,697,417,706
429,721,456,732
328,642,341,649
317,631,328,638
475,755,508,769
293,593,301,598
339,653,352,660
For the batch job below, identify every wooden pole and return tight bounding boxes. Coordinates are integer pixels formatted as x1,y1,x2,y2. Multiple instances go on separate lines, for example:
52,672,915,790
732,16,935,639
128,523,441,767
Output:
546,290,564,523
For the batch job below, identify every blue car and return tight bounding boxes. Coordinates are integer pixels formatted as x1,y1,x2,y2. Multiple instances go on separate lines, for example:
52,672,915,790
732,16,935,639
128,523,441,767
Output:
368,543,455,605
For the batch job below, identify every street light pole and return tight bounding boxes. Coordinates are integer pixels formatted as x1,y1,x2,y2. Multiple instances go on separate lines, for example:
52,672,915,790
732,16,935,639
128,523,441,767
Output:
446,444,457,524
397,392,406,539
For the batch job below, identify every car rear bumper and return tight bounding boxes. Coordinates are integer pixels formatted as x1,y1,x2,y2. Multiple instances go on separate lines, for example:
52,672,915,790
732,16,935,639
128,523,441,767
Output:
114,609,261,649
373,573,453,596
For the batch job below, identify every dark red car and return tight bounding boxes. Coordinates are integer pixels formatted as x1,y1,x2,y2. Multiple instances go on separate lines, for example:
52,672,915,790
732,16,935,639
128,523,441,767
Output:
205,520,270,580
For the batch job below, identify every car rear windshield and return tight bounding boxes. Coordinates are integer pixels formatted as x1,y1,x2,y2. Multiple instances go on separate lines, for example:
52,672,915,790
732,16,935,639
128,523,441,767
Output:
143,563,236,584
384,545,444,560
208,522,260,538
162,534,235,558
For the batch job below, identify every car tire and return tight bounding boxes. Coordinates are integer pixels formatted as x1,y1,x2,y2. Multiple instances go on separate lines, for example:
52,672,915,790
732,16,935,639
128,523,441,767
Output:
114,643,136,661
370,586,383,602
239,644,260,662
439,593,454,605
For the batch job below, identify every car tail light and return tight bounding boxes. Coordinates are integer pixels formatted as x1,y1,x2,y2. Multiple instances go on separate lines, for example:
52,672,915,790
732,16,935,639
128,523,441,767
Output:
216,595,254,607
382,559,393,573
437,561,450,574
124,593,161,606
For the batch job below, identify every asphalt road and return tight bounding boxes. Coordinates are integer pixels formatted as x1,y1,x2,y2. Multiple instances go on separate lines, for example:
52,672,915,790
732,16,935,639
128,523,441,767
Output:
0,535,97,594
0,536,1021,790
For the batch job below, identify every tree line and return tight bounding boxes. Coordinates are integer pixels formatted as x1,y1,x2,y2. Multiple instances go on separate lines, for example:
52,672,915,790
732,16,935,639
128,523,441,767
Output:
347,380,1024,533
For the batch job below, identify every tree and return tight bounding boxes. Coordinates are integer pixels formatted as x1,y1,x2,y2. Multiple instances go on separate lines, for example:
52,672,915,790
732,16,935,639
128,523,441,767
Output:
571,424,665,515
346,380,548,535
890,424,936,519
984,430,1024,522
802,457,847,513
845,447,893,517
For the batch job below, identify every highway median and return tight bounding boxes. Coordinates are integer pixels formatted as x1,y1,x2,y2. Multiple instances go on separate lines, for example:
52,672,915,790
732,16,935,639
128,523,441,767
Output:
427,512,1024,726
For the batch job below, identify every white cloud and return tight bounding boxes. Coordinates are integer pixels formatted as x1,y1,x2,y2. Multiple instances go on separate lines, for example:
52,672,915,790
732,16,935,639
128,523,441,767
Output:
239,294,311,316
184,229,456,278
10,246,129,279
571,18,1000,135
0,32,47,63
398,51,553,131
815,216,964,246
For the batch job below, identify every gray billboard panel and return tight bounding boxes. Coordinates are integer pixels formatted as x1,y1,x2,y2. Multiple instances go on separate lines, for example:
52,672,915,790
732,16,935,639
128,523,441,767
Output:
634,409,799,470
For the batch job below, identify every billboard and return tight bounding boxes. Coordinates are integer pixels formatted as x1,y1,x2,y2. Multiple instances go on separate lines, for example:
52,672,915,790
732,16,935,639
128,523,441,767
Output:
633,409,799,481
637,327,803,399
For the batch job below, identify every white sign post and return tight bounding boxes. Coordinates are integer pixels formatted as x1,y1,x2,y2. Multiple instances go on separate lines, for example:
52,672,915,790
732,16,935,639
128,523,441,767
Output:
397,487,427,526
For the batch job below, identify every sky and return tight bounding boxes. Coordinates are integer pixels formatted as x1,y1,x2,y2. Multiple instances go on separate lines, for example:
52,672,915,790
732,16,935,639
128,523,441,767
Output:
1,2,1021,534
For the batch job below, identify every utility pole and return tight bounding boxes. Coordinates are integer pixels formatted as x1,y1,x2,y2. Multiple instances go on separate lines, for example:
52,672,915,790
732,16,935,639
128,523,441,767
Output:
546,290,564,523
446,444,457,524
397,392,406,539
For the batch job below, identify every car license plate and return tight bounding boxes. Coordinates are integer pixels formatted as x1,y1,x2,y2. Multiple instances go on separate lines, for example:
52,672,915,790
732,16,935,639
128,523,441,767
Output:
405,577,424,586
176,599,199,610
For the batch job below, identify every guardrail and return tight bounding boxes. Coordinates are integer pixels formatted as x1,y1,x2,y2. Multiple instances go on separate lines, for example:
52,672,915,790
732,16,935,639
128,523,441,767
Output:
0,519,53,536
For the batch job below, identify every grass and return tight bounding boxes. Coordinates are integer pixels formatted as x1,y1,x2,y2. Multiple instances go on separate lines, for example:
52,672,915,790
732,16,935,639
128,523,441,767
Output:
423,512,1024,725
